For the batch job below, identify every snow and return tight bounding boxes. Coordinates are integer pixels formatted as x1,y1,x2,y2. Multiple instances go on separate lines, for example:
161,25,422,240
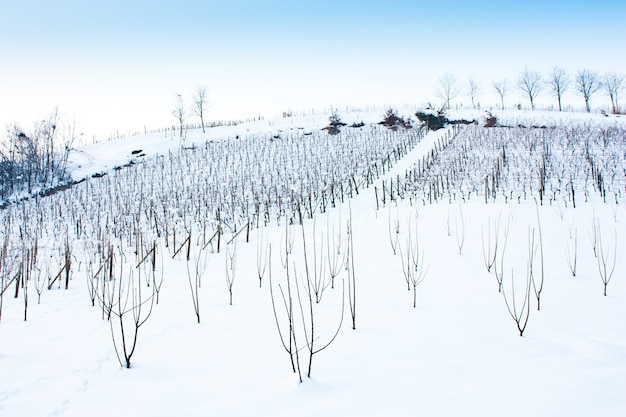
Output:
1,108,625,417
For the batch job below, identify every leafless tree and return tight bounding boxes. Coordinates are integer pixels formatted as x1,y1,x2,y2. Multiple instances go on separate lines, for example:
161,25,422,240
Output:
548,67,570,111
436,72,461,109
225,243,237,305
297,221,344,378
565,227,577,277
455,204,466,255
98,247,115,320
575,69,602,113
270,216,345,382
256,228,269,288
79,236,97,304
531,204,545,311
22,251,31,321
193,85,210,133
388,206,400,255
596,227,616,296
270,232,303,382
346,204,356,329
399,218,427,307
517,68,543,110
280,223,295,269
603,72,624,114
152,243,164,304
467,75,481,109
309,220,330,303
501,227,533,337
100,252,156,369
493,79,509,110
493,220,510,293
481,214,501,273
187,244,208,323
58,113,82,175
33,259,46,305
171,93,186,138
589,214,599,258
326,213,345,289
0,250,22,319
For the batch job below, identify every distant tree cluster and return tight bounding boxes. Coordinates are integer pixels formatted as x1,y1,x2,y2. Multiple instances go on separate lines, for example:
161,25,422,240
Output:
1,108,79,202
171,86,212,137
435,68,624,114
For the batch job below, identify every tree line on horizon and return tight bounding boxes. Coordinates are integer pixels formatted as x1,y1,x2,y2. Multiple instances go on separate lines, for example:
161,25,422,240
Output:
435,68,624,114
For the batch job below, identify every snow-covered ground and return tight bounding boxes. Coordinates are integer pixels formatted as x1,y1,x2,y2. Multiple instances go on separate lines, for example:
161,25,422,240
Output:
1,108,625,417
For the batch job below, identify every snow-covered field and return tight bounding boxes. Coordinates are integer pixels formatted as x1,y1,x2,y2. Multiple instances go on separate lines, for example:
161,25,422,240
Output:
1,108,625,417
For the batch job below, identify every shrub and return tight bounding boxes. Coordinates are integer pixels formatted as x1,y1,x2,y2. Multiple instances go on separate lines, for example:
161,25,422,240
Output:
322,110,347,135
379,108,413,131
415,108,447,131
484,112,498,127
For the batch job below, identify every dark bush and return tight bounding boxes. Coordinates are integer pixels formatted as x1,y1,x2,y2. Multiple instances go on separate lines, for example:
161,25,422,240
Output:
484,112,498,127
379,108,413,130
323,110,347,135
415,108,447,131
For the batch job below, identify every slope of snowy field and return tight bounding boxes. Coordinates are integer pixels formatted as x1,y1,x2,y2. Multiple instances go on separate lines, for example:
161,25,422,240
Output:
1,109,625,417
66,107,624,184
66,106,417,182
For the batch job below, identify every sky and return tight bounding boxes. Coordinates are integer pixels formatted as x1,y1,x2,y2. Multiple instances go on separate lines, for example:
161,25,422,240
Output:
1,0,625,139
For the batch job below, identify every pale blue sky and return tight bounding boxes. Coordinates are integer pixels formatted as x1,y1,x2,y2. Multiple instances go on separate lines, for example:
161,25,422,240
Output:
1,0,624,138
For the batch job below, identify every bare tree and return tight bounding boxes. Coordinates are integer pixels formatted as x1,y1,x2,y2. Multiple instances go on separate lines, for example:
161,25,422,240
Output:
575,69,602,113
346,203,356,329
193,86,210,133
596,227,617,296
517,68,543,110
256,228,269,288
531,204,545,311
309,220,330,303
565,227,577,277
225,243,237,305
467,75,481,109
270,217,345,382
603,72,624,114
493,79,508,110
501,228,533,337
436,73,461,109
388,206,400,255
186,244,207,323
326,212,345,290
297,221,344,378
493,220,510,293
481,214,501,273
589,214,599,258
548,67,569,111
269,242,303,382
455,204,466,255
100,252,156,369
398,218,428,307
171,94,186,138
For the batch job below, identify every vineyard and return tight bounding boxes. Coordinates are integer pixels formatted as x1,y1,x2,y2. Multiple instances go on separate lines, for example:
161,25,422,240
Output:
1,109,625,417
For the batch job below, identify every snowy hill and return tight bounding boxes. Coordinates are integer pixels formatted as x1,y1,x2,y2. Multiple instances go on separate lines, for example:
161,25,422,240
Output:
1,108,625,417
